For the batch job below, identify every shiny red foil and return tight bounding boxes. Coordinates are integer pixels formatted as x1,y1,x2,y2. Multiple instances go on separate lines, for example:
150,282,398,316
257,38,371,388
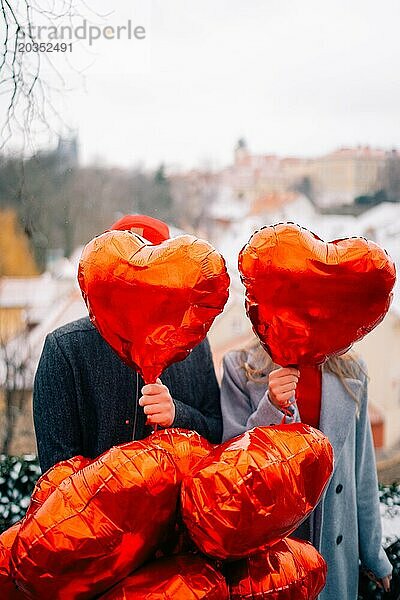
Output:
11,442,181,599
0,524,24,599
99,554,229,599
27,455,90,517
78,232,230,383
147,429,213,477
1,457,90,599
181,424,333,559
144,429,214,560
225,538,327,599
239,223,396,366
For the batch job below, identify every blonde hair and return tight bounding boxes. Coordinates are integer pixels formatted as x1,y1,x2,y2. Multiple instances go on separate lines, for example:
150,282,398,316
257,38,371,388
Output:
240,339,364,406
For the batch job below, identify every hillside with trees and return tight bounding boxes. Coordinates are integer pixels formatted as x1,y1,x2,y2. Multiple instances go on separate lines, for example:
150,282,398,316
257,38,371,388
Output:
0,146,176,271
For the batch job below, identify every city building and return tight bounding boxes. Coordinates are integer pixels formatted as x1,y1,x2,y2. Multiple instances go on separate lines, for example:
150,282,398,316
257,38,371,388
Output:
311,146,387,207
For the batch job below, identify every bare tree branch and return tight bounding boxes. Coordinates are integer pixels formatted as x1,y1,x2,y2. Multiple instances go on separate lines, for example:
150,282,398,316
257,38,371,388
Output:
0,0,93,152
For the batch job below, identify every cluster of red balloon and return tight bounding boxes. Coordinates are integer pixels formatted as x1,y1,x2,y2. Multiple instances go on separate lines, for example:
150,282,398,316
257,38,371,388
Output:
1,427,332,599
0,224,396,599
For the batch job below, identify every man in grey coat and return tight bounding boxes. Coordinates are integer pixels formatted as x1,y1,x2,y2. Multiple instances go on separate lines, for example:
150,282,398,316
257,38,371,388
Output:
221,345,392,599
33,215,222,473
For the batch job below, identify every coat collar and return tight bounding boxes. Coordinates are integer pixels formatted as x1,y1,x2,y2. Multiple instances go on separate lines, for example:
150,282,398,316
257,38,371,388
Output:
319,371,361,462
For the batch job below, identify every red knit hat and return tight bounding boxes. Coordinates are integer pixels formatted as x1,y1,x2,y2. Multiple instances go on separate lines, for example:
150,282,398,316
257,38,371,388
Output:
108,214,170,244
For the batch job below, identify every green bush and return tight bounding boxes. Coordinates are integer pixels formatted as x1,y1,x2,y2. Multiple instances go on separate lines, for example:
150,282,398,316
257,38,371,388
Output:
359,483,400,599
0,455,40,533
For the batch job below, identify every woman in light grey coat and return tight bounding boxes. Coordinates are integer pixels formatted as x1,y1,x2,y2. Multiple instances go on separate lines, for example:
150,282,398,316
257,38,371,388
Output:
221,342,392,600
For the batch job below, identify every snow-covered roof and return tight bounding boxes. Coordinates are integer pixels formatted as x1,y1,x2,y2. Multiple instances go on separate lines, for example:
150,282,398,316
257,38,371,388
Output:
358,202,400,232
0,274,54,308
0,273,79,327
209,186,248,221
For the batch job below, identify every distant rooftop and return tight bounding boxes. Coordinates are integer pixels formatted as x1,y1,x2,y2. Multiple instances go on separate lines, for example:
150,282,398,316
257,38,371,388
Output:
323,146,389,159
250,191,301,214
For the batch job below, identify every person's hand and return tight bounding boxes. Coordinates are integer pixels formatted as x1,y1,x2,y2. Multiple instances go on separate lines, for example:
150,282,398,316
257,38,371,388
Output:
268,367,300,410
364,569,392,592
380,575,392,593
139,379,175,427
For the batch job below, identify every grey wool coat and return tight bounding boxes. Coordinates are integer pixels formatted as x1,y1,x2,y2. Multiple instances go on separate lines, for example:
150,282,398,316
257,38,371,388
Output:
221,349,392,600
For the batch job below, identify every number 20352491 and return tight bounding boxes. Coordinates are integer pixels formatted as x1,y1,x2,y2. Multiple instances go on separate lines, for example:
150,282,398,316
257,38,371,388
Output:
18,42,73,52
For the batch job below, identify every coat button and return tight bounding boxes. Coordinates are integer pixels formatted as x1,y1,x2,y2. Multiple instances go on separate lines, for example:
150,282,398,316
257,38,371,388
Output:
336,535,343,545
336,484,343,494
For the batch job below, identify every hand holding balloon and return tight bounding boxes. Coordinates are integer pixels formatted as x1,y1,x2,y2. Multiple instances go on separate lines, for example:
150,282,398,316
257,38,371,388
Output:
268,367,300,409
139,379,175,427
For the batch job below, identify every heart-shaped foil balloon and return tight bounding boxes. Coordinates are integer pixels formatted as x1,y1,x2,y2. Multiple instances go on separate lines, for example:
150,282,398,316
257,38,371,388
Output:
181,424,333,560
224,538,326,599
99,554,229,600
78,232,230,383
239,223,396,366
11,442,181,599
1,456,90,599
10,431,213,599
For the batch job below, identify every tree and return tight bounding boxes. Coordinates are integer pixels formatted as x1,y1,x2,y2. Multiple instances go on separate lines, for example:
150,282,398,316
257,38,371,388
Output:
150,164,173,222
354,190,388,206
0,150,183,267
292,176,315,203
170,170,218,235
0,1,88,150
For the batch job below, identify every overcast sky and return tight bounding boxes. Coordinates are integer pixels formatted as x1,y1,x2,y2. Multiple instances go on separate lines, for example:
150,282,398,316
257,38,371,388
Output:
4,0,400,169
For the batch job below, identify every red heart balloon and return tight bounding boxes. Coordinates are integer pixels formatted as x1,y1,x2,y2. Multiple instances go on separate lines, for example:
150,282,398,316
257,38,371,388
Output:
10,430,213,599
12,442,181,599
0,457,90,599
99,554,229,600
181,424,333,560
225,538,326,600
239,223,396,366
78,232,230,382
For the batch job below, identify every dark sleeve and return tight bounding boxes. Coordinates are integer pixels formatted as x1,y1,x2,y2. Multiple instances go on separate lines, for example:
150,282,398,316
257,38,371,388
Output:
170,339,222,444
33,333,83,473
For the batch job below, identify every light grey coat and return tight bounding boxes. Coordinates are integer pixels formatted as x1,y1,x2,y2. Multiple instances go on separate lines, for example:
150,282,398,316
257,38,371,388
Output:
221,349,392,600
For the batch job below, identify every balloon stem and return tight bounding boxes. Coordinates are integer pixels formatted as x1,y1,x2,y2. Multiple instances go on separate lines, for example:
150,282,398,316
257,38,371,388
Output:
146,378,158,433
